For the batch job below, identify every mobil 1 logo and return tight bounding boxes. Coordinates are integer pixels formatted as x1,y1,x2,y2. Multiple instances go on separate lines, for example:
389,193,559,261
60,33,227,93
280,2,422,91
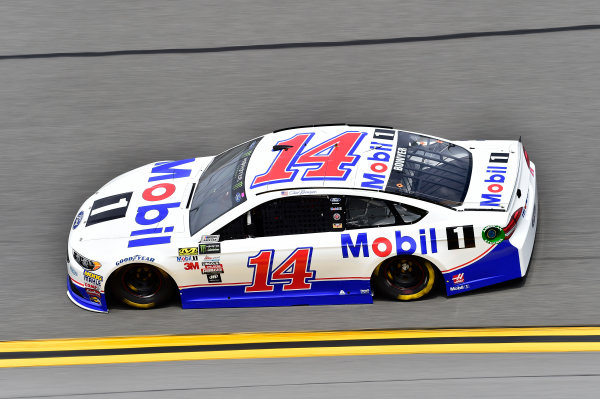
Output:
446,225,475,250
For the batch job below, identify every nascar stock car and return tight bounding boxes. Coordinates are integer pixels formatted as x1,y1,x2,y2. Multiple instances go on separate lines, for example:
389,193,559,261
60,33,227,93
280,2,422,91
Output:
67,125,537,312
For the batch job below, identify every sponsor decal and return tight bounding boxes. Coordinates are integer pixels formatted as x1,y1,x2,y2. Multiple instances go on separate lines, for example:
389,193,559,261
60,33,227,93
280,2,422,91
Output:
452,273,465,284
330,197,341,203
87,192,133,227
72,211,84,230
115,255,155,266
330,207,342,211
339,290,346,295
202,264,224,274
333,223,343,229
251,132,366,188
480,153,509,207
482,225,505,244
199,243,220,254
360,129,396,190
333,213,341,221
449,284,470,292
127,159,195,248
86,288,101,303
177,255,198,262
184,262,200,270
203,255,220,261
202,260,221,266
69,265,78,276
207,274,222,283
200,235,219,243
179,247,199,256
341,229,437,258
446,225,476,250
360,289,370,294
83,270,103,283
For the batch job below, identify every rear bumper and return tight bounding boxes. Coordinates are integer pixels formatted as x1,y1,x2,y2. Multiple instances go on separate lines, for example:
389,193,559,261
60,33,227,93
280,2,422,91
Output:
443,161,537,296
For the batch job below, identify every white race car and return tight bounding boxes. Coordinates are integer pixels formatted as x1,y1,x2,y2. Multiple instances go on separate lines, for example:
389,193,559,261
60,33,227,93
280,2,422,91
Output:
67,125,537,312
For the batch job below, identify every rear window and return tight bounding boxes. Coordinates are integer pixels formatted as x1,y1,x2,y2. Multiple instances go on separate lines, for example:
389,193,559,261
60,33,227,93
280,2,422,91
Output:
385,132,472,206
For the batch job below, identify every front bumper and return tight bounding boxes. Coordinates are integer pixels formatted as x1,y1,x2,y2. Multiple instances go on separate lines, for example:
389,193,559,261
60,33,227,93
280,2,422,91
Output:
66,258,108,313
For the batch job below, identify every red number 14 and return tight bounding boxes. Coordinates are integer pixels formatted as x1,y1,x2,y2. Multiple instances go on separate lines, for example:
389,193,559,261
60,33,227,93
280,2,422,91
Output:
245,248,315,292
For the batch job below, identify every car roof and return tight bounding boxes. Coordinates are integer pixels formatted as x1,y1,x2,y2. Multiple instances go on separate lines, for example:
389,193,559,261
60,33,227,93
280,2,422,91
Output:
243,125,472,207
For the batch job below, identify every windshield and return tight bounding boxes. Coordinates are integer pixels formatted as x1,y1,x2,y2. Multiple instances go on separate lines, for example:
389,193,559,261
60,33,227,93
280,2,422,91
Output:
189,137,262,235
385,132,472,206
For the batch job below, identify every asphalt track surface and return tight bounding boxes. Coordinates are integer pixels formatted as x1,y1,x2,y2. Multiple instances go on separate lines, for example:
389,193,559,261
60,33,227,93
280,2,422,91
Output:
2,1,600,397
1,0,600,386
2,0,600,339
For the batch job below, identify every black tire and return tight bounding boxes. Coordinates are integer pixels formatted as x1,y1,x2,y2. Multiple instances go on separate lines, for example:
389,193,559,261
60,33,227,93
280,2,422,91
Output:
111,264,174,309
372,256,436,301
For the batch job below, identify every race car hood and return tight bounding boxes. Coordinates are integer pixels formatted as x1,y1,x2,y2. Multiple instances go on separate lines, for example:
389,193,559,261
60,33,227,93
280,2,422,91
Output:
457,140,521,210
71,157,212,243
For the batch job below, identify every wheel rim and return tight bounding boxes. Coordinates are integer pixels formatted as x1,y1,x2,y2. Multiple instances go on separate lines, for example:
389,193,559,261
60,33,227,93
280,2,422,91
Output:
382,258,428,295
120,265,163,298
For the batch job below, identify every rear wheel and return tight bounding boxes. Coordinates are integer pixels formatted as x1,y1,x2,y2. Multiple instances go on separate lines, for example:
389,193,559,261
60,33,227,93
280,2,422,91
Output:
372,256,436,301
112,264,174,309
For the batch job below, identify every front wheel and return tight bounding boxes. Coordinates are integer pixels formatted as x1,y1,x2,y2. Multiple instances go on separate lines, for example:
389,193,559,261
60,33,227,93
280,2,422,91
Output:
111,264,174,309
372,256,436,301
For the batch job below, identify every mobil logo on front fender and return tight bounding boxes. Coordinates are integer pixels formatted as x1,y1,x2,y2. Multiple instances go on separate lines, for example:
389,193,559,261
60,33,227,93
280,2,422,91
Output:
341,229,438,258
128,159,196,248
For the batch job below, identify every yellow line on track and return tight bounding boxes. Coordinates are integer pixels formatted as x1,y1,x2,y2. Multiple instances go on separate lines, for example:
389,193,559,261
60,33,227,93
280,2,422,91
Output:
2,327,600,368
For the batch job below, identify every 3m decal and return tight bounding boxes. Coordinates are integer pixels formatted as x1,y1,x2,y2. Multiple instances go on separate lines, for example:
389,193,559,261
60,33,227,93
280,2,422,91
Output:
341,229,437,258
128,159,195,248
245,248,315,293
179,247,199,256
251,132,366,188
184,262,201,270
87,192,133,227
360,129,396,190
199,243,220,254
446,225,476,250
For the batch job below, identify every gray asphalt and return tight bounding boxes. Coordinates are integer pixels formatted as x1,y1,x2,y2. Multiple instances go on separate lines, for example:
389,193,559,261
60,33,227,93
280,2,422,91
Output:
3,353,600,399
1,1,600,341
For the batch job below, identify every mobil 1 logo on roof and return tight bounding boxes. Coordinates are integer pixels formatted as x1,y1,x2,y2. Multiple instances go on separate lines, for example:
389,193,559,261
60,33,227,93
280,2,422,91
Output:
359,129,397,190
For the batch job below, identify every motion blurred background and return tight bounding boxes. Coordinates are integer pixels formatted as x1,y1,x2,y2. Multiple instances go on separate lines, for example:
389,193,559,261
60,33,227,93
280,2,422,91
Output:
1,1,599,397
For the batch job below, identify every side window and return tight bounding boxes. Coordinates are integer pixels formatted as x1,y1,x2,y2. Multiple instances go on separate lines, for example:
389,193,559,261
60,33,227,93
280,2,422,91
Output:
214,213,247,241
393,203,427,224
345,196,427,229
346,197,395,229
253,196,333,237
